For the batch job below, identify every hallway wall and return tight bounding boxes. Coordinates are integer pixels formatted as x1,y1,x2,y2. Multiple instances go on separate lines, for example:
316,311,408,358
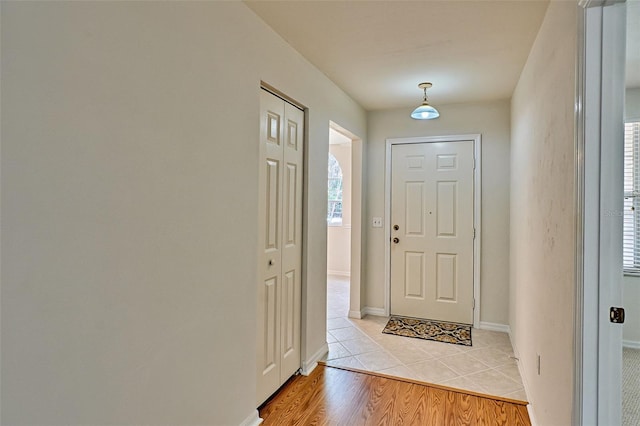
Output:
509,2,578,425
0,2,366,425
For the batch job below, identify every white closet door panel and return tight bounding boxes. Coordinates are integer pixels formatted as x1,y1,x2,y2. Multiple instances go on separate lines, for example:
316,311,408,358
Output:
257,91,303,405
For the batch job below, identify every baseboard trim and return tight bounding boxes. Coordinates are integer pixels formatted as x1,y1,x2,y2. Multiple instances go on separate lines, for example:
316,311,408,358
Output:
327,270,350,277
623,339,640,349
348,310,363,319
239,409,263,426
527,404,538,426
362,307,386,317
478,321,510,333
301,342,328,376
510,333,536,426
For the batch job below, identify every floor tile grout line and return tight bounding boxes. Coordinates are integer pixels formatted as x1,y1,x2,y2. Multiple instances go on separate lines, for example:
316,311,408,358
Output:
325,278,526,401
336,328,518,386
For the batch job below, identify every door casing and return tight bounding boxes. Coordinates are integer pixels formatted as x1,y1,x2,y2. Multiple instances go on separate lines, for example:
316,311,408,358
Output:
384,135,482,328
574,1,625,424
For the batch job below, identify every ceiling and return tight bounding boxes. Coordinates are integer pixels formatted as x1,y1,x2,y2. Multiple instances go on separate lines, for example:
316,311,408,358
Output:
245,0,550,111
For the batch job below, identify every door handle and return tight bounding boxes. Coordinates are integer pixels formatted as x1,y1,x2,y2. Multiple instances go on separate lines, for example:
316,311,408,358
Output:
393,237,400,244
268,259,274,266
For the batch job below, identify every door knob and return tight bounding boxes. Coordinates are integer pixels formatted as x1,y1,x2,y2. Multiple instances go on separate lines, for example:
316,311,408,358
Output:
268,259,274,266
393,225,399,231
393,237,400,244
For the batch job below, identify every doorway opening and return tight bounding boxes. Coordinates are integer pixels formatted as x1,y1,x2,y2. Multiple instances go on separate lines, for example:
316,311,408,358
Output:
327,126,352,321
326,122,363,321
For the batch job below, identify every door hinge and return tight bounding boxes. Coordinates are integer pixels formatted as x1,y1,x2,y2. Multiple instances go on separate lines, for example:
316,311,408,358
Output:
473,228,476,239
610,307,625,324
473,298,476,309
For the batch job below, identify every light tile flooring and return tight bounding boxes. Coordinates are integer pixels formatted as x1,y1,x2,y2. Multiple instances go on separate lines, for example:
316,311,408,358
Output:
323,276,528,401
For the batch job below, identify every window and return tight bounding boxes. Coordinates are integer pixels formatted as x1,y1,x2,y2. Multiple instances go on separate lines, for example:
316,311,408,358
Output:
624,121,640,274
327,153,343,225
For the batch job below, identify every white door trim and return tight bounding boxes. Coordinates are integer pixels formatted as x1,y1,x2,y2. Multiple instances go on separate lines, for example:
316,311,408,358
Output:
384,134,481,328
574,2,626,425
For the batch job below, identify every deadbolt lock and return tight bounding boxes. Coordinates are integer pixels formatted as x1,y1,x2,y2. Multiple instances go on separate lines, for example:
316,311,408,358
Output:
393,225,399,231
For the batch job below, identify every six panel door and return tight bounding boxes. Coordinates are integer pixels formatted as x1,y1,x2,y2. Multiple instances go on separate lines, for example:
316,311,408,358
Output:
256,90,303,405
390,141,474,324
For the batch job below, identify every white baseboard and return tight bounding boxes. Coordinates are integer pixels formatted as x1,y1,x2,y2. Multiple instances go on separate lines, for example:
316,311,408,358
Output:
362,307,386,317
623,339,640,349
301,342,328,376
239,410,263,426
327,270,350,277
509,332,536,426
527,404,538,426
478,321,511,333
348,310,363,319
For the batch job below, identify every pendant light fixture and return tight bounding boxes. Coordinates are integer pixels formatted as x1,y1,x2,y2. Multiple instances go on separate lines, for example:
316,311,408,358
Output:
410,82,440,120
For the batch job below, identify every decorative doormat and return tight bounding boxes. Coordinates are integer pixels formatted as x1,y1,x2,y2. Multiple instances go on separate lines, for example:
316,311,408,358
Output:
382,316,472,346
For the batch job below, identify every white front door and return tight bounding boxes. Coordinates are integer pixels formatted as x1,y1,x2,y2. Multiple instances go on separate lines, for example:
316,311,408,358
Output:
256,89,303,405
390,141,474,324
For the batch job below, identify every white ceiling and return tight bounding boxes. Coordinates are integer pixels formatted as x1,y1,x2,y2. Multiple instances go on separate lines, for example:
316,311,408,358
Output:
245,0,550,110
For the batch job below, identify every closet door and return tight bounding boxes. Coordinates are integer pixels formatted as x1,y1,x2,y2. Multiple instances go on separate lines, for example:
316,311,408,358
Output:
256,90,303,405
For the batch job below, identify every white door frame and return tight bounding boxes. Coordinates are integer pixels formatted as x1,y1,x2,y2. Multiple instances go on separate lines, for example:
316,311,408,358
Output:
574,1,625,424
384,135,481,328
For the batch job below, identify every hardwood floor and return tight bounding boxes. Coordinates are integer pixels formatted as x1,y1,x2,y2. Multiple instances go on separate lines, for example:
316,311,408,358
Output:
259,365,531,425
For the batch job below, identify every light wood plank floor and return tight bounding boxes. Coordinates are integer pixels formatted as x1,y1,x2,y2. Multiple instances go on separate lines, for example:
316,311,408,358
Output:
259,365,531,425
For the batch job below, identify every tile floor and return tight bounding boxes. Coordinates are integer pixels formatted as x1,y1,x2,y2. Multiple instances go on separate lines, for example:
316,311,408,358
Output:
323,275,528,401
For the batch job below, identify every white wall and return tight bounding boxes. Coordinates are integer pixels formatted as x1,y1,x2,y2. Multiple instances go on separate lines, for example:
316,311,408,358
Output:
627,88,640,119
327,141,352,276
623,276,640,345
0,2,366,425
624,88,640,346
365,100,511,325
509,2,577,425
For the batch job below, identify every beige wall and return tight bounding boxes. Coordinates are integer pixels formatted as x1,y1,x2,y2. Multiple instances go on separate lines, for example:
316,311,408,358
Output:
0,2,366,425
509,2,577,424
327,142,352,276
365,100,511,325
624,88,640,345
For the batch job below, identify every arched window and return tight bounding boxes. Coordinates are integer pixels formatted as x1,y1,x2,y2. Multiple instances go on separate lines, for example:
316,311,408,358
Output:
327,153,343,225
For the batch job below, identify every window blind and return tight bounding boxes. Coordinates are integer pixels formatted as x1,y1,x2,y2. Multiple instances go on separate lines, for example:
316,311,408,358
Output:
624,121,640,274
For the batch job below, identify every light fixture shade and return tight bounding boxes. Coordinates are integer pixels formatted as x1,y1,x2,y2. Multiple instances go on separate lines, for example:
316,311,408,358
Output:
411,102,440,120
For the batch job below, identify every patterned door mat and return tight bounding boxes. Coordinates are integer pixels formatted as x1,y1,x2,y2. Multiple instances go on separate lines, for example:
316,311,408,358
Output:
382,316,472,346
